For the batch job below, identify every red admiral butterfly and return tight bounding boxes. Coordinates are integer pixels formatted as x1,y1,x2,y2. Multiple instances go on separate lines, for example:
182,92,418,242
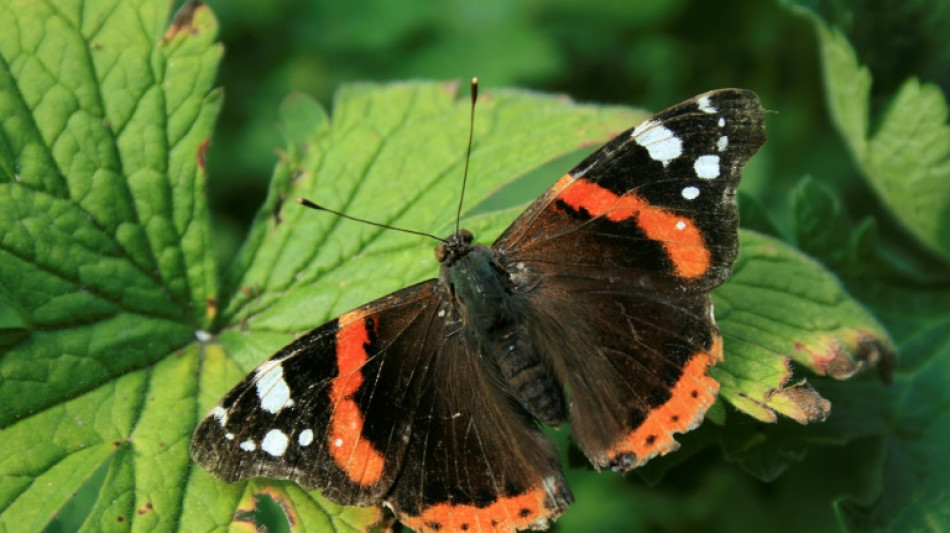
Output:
191,87,766,532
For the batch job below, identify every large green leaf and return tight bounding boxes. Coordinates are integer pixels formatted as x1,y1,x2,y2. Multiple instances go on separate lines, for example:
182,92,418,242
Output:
0,0,222,531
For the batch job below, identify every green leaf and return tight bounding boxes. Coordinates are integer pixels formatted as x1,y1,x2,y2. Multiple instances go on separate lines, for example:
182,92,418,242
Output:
834,320,950,532
711,230,894,424
790,5,950,263
0,0,222,530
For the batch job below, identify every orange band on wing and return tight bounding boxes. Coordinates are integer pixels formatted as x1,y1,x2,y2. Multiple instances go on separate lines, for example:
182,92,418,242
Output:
401,483,562,533
606,334,723,466
328,310,386,486
557,177,710,279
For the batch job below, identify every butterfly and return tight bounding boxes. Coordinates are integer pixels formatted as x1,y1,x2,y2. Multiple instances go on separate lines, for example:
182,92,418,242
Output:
191,88,766,532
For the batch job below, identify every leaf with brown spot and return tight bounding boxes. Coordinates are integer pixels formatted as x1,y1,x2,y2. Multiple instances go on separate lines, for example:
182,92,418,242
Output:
711,230,895,424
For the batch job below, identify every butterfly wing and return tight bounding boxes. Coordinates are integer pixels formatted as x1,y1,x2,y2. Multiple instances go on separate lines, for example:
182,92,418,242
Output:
493,89,765,469
496,89,765,293
519,282,723,470
191,281,442,504
386,320,572,533
191,281,571,531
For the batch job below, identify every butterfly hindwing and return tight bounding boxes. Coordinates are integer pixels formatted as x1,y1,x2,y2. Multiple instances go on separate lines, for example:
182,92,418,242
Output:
387,317,571,532
519,281,721,470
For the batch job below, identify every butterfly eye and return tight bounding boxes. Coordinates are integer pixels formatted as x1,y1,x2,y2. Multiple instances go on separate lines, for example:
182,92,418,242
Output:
435,243,449,262
458,229,474,244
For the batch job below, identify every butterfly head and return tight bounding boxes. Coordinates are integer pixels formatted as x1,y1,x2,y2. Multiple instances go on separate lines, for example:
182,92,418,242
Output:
434,228,474,266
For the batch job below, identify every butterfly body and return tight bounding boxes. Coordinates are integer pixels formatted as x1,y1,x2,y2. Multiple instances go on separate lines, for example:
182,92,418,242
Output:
438,229,566,427
192,89,766,532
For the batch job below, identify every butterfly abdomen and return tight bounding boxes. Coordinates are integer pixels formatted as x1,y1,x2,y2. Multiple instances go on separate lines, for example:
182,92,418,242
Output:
491,325,566,427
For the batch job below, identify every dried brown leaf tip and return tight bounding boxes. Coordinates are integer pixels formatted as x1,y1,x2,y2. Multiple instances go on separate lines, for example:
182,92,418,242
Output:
806,329,897,383
766,381,833,424
162,1,206,44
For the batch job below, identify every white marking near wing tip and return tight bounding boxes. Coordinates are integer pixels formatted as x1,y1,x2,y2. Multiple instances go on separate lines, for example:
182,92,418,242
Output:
239,440,256,452
717,135,729,151
632,122,682,165
542,475,561,493
718,117,726,127
255,361,294,414
697,96,717,114
694,155,721,179
298,429,314,447
676,220,687,230
334,438,344,447
225,433,234,440
682,186,700,200
261,429,290,456
211,406,228,427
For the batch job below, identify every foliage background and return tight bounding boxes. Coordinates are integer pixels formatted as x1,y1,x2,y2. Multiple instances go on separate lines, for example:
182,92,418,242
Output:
1,0,947,532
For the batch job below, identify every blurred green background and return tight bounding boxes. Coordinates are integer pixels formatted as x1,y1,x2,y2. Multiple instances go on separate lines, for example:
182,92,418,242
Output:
157,0,948,532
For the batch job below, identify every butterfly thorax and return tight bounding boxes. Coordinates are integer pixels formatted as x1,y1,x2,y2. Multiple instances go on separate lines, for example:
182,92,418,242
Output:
437,229,566,426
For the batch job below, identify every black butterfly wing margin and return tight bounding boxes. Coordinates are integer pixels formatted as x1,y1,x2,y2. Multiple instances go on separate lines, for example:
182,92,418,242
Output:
191,280,571,531
493,89,766,469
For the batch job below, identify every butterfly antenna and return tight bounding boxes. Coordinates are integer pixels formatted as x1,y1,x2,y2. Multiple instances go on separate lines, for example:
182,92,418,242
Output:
297,198,446,243
455,77,478,235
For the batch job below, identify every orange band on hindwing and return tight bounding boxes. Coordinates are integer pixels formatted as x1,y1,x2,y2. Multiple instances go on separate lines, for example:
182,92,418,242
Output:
606,334,723,466
401,482,566,533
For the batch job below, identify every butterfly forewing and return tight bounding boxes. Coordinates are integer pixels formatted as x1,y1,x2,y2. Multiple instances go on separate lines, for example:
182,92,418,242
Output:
191,281,442,504
495,89,765,292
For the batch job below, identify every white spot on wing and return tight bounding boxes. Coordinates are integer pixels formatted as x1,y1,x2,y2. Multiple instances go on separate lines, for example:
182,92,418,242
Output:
334,438,344,447
697,96,717,114
694,155,721,179
682,186,700,200
632,121,682,166
261,429,290,456
240,440,256,452
225,433,234,440
211,406,228,427
718,117,726,127
255,361,294,414
676,220,687,230
299,429,314,447
717,135,729,151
